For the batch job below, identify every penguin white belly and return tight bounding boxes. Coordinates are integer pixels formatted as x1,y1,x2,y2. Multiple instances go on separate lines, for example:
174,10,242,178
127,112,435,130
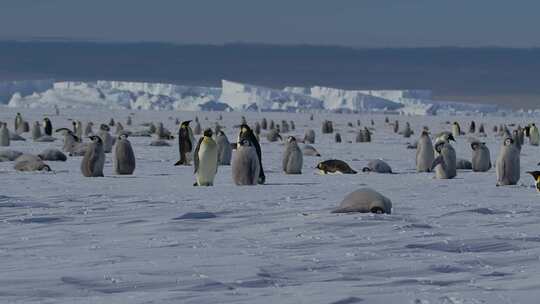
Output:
197,143,218,186
531,129,540,146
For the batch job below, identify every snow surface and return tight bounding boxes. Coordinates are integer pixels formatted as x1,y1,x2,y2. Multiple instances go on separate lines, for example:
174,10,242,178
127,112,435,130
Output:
2,80,503,115
1,107,540,303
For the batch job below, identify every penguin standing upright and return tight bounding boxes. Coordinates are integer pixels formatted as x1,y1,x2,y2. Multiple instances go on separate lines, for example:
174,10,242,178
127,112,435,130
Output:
529,123,540,146
31,121,42,140
0,123,10,147
416,130,435,172
14,113,23,133
194,129,218,186
282,136,303,174
114,133,136,175
469,121,476,134
81,135,105,177
216,130,232,165
98,124,114,153
84,122,94,136
232,139,260,185
432,138,457,179
451,122,461,138
471,141,491,172
496,137,520,186
238,124,265,184
175,120,194,166
43,118,53,136
526,171,540,192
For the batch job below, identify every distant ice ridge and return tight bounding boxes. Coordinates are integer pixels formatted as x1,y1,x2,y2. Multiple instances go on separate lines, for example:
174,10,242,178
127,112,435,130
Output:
3,79,500,115
8,81,225,111
285,86,499,115
220,80,324,111
0,80,54,104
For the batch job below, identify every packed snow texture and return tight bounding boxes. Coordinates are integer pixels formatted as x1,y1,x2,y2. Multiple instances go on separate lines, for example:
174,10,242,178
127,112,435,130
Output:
1,108,540,303
2,79,500,115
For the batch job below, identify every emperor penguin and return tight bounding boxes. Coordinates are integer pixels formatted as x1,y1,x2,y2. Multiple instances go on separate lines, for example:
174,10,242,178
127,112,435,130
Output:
452,122,461,138
304,129,316,144
282,136,303,174
469,121,476,134
512,129,523,152
402,122,414,138
55,128,87,156
216,130,232,165
84,122,94,136
529,123,540,146
332,188,392,214
0,122,10,146
114,133,136,175
416,130,435,172
261,118,268,130
115,122,124,135
81,135,105,177
74,121,83,140
362,159,393,173
471,141,492,172
194,129,218,186
43,117,53,136
126,116,132,126
526,171,540,192
14,154,51,172
335,133,342,143
232,138,260,185
432,138,457,179
496,137,520,186
97,124,114,153
175,120,194,166
238,124,265,184
14,113,23,132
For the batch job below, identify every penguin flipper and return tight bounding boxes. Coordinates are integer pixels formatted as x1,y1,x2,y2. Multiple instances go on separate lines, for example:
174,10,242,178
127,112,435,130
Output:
193,137,203,174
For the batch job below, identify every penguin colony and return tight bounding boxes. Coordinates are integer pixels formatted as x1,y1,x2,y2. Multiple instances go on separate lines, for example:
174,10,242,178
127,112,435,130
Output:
3,111,540,216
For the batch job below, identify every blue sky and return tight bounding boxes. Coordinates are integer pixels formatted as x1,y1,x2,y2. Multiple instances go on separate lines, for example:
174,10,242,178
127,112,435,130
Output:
1,0,539,47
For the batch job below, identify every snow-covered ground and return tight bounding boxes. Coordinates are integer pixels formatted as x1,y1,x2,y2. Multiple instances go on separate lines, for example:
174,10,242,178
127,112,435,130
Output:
1,107,540,303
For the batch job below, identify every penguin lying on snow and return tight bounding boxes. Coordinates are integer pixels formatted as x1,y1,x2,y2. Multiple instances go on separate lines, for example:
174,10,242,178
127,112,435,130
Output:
333,188,392,214
316,160,357,174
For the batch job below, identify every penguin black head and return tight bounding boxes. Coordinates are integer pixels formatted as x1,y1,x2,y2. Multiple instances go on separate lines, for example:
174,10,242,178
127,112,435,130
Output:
16,112,21,116
447,134,456,142
504,137,514,146
89,135,103,144
42,164,52,172
421,130,429,137
100,124,110,131
362,167,372,172
239,139,251,146
240,124,251,133
435,140,445,153
119,133,129,140
219,130,226,136
181,120,192,128
287,136,296,143
471,142,481,150
203,128,213,137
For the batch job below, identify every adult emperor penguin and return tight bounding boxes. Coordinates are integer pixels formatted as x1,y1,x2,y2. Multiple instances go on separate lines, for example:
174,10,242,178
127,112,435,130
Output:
282,136,303,174
471,141,492,172
194,129,218,186
432,137,457,179
469,121,476,134
81,135,105,177
114,133,136,175
43,117,53,136
496,137,520,186
232,138,260,185
216,130,232,165
175,120,194,166
0,122,10,147
14,113,23,132
452,122,461,138
529,123,540,146
238,124,265,184
97,124,114,153
416,130,435,172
